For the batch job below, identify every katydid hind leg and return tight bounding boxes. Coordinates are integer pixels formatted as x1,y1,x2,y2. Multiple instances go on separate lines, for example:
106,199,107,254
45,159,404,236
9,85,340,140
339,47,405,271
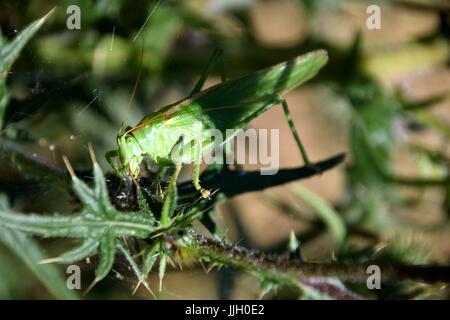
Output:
238,96,315,168
280,98,315,169
190,47,224,96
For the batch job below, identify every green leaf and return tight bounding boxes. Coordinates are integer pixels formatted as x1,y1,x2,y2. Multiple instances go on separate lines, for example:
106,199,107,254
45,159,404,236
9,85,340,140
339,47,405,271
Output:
0,227,78,300
0,160,158,292
292,185,346,248
141,5,183,72
53,239,100,264
136,188,156,223
0,193,77,299
118,242,153,295
0,9,55,128
160,166,180,227
142,241,160,276
0,156,203,291
0,210,154,238
0,9,54,72
95,230,116,282
93,162,115,216
158,252,167,292
0,248,29,299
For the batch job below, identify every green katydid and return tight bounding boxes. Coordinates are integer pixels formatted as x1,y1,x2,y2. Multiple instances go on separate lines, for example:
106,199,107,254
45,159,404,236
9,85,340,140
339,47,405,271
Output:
106,48,329,198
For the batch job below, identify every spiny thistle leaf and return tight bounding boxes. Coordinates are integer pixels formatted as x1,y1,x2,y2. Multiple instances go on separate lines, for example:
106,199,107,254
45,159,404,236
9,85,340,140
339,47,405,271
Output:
160,165,181,227
0,8,54,72
0,159,157,289
0,226,79,300
142,241,160,276
158,252,168,292
0,153,203,292
53,239,100,264
118,243,153,296
95,230,116,283
0,194,77,299
0,8,55,129
93,162,116,216
0,209,154,238
137,188,154,217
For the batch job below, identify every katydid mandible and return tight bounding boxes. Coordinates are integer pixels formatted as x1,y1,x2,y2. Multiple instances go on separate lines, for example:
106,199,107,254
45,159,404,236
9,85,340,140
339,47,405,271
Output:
106,49,329,198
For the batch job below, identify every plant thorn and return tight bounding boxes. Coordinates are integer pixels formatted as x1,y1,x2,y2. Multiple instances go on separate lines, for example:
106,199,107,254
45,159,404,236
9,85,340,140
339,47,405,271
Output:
62,155,76,179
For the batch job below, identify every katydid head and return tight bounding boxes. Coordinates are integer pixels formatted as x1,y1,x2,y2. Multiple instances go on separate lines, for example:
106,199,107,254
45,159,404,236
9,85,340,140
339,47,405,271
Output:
116,132,144,179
